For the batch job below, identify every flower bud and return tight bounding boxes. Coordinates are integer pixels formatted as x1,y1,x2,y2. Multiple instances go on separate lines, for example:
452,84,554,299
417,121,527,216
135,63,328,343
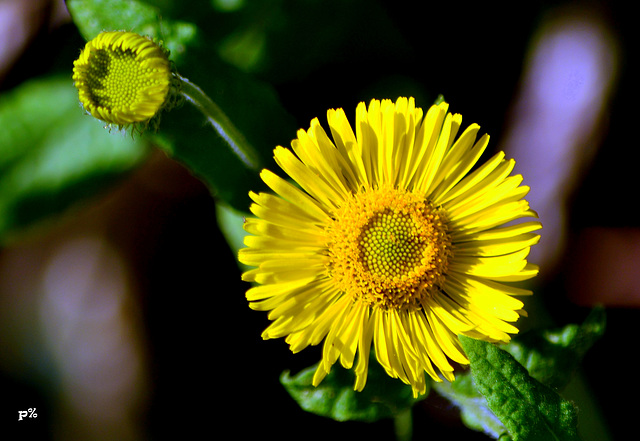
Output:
73,31,174,129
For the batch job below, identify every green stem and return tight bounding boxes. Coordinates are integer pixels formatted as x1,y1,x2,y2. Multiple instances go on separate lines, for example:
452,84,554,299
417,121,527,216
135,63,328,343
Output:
394,408,413,441
175,74,261,170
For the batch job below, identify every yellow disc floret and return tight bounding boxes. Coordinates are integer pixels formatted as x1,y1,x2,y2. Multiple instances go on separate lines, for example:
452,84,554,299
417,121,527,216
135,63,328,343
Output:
73,31,172,126
326,185,451,311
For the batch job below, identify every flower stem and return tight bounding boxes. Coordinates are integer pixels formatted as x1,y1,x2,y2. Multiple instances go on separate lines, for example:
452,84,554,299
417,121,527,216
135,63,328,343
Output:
394,408,413,441
175,74,261,170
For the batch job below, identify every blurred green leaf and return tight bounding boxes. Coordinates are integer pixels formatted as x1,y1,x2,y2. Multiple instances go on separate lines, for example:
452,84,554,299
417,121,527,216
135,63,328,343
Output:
219,0,413,80
280,357,427,423
505,306,606,390
66,0,199,64
459,335,581,441
0,75,147,244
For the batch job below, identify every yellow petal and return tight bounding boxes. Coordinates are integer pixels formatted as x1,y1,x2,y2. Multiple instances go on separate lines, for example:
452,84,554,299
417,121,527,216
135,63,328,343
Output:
453,232,540,257
259,169,329,222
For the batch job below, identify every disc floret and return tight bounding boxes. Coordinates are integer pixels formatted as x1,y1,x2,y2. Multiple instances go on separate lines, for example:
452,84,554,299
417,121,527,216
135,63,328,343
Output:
326,186,451,311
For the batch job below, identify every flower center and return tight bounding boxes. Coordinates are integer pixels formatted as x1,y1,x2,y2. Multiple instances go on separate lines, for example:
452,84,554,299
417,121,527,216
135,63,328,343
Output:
326,186,451,311
85,48,159,111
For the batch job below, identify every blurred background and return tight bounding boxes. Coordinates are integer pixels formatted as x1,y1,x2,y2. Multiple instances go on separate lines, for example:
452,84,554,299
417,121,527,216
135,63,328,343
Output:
0,0,636,439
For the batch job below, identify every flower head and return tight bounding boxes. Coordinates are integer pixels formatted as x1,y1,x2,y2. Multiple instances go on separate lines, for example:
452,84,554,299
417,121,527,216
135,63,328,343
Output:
72,31,173,128
239,97,541,397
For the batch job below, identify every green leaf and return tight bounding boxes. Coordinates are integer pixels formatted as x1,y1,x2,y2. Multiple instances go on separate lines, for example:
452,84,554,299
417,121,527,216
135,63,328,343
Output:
459,335,581,441
505,307,606,390
0,75,147,244
280,358,427,423
436,310,605,440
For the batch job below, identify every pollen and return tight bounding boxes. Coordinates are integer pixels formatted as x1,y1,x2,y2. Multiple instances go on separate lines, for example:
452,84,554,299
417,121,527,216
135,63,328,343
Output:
326,186,451,311
73,31,171,126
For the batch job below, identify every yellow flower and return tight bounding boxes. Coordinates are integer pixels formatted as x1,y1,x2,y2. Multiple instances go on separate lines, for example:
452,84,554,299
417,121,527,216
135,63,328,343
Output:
239,97,541,397
72,31,172,127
